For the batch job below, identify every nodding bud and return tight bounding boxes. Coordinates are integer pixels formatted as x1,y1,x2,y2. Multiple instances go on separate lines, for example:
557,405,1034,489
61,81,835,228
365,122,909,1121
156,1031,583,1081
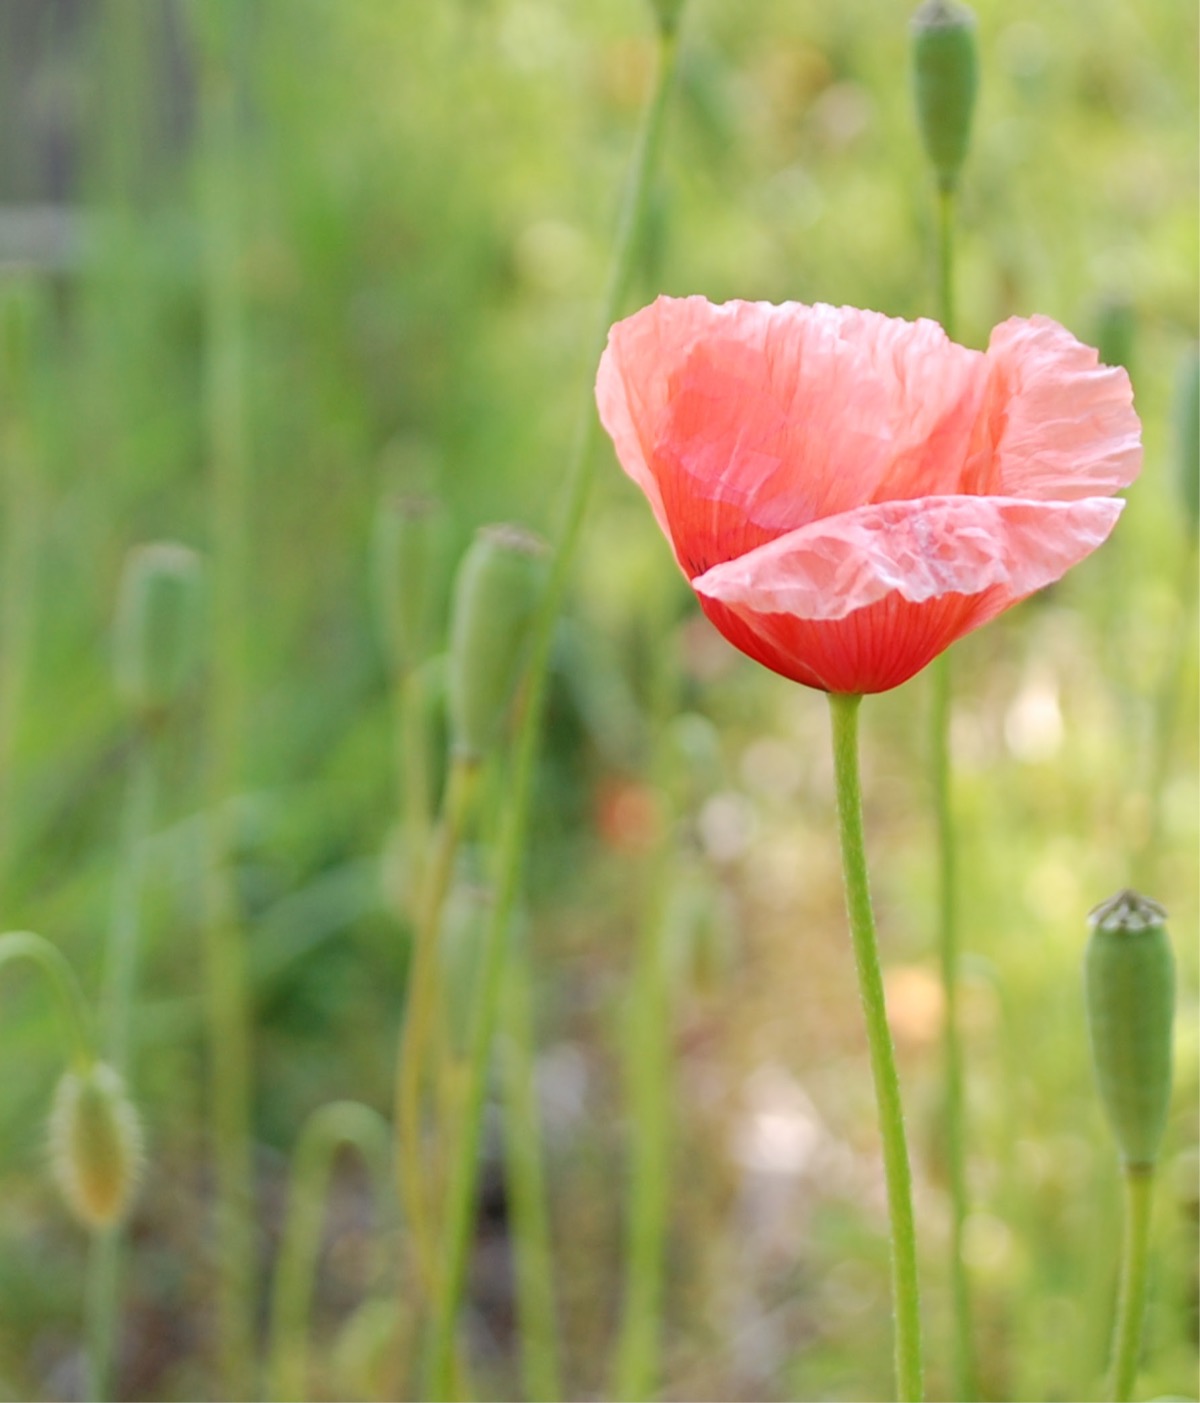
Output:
911,0,979,194
48,1062,143,1228
447,524,548,761
1085,891,1175,1170
372,492,438,676
1174,346,1199,535
114,543,204,722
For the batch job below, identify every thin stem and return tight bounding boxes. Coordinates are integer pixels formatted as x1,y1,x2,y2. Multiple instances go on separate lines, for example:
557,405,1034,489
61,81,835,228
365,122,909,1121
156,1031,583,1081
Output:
1109,1165,1155,1403
0,930,94,1070
268,1101,395,1403
85,726,160,1402
500,940,563,1403
398,664,432,924
827,693,924,1403
932,178,976,1402
394,755,479,1302
191,1,256,1389
421,22,684,1398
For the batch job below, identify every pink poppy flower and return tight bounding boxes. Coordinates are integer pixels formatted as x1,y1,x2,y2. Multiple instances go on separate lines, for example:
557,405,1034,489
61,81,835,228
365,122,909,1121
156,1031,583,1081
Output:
595,297,1141,694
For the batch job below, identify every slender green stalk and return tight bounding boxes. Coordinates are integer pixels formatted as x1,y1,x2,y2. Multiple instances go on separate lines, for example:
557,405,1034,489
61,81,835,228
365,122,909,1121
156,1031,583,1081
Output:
499,940,563,1402
398,664,432,923
1108,1166,1155,1402
828,693,924,1403
422,22,684,1398
192,3,256,1391
84,729,160,1401
394,755,479,1301
931,178,976,1401
0,930,95,1071
268,1101,394,1403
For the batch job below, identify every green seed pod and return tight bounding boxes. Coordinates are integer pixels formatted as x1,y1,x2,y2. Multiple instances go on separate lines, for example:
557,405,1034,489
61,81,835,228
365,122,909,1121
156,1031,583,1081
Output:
48,1061,144,1228
372,492,439,676
1094,295,1136,376
645,0,686,37
1085,891,1175,1169
911,0,979,194
114,542,204,721
447,524,548,761
1173,345,1199,536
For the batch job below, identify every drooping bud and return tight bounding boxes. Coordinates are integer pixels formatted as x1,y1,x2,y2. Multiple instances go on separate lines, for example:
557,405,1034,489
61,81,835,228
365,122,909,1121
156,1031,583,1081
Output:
447,525,548,760
1173,346,1199,536
911,0,979,194
372,491,439,677
114,542,204,722
48,1061,144,1228
1084,891,1175,1169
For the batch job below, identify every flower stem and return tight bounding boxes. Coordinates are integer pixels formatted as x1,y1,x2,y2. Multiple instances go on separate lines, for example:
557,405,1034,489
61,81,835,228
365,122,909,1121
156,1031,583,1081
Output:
268,1101,395,1403
1109,1165,1155,1402
84,726,161,1402
192,1,256,1387
827,692,924,1403
500,940,563,1403
394,754,479,1302
932,179,976,1401
421,21,684,1398
0,930,94,1071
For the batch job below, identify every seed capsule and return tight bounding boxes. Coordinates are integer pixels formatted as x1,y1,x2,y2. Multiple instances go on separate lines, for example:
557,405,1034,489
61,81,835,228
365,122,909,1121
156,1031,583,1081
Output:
48,1061,144,1228
447,525,548,761
372,491,439,677
114,542,204,722
1084,891,1175,1169
911,0,979,194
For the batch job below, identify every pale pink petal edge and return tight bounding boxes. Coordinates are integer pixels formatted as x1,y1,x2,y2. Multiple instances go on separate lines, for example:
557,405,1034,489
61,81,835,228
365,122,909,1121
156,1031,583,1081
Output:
693,494,1126,622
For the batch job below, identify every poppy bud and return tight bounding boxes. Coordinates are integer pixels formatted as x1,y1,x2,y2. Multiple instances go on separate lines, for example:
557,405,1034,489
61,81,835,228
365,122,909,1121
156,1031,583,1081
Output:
114,542,204,721
911,0,979,194
645,0,686,37
1094,295,1136,376
372,492,439,676
48,1061,143,1228
447,525,548,761
1085,890,1175,1169
1174,346,1199,536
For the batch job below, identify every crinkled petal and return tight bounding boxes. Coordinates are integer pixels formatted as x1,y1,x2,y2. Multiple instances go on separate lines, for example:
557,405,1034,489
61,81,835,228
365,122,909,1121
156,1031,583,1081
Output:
693,494,1125,622
977,315,1142,500
596,296,986,577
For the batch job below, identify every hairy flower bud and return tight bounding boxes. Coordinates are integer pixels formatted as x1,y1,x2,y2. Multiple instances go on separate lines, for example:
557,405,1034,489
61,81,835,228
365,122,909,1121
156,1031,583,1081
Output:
1085,891,1175,1169
911,0,979,194
447,525,548,760
114,542,204,721
48,1061,143,1228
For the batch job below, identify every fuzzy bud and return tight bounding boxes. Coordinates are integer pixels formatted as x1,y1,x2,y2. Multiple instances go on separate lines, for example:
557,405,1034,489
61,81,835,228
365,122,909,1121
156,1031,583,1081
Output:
447,524,548,761
911,0,979,194
1085,891,1175,1169
48,1062,143,1228
114,542,204,721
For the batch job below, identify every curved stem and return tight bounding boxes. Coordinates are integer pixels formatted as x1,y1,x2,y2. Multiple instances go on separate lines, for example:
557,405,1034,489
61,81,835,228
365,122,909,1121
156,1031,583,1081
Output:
827,693,924,1403
1109,1165,1155,1402
421,22,684,1399
932,180,976,1401
0,930,94,1070
394,755,479,1302
268,1101,395,1403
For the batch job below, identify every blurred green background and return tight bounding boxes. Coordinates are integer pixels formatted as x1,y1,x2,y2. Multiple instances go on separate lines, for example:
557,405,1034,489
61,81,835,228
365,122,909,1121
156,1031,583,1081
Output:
0,1,1195,1399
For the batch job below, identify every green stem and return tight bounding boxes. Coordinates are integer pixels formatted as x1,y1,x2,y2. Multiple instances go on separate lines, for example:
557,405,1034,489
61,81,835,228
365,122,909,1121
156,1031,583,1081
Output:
85,726,160,1402
268,1101,395,1403
1109,1166,1155,1402
394,755,479,1303
827,693,924,1403
499,940,563,1403
0,930,94,1070
398,663,432,924
932,180,976,1401
421,21,684,1398
192,2,256,1390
